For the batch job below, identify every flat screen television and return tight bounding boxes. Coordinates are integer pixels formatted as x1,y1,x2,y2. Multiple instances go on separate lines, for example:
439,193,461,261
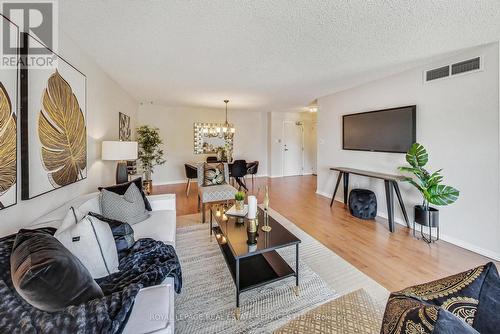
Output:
342,105,416,153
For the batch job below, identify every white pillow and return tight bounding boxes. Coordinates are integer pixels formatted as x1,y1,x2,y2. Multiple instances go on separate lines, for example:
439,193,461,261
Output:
55,196,101,235
55,215,119,279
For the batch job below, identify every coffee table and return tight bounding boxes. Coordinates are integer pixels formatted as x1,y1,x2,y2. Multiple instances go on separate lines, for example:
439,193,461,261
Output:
210,206,301,319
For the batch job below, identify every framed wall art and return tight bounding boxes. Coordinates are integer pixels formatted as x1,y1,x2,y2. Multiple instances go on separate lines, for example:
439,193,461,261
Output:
0,15,19,209
119,112,131,141
20,32,87,200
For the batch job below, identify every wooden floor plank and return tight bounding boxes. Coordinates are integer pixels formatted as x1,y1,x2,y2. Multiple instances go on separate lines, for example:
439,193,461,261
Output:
153,175,497,291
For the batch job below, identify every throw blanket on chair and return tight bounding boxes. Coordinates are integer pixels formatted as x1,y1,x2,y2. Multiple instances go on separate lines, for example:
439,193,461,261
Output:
0,228,182,334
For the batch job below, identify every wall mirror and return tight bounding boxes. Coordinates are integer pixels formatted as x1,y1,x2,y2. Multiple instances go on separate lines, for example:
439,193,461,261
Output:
193,122,234,154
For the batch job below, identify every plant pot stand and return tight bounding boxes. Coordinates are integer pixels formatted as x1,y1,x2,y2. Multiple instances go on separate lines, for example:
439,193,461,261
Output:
412,205,439,244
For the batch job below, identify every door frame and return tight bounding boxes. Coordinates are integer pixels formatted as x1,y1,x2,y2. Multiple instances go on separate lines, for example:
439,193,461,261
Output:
282,120,304,177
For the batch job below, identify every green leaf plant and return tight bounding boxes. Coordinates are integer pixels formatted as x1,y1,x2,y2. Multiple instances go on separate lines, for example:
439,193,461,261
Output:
235,191,245,201
398,143,459,210
137,125,166,179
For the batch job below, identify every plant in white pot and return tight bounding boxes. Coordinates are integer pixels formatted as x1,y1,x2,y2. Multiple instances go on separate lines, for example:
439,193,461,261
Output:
137,125,166,194
399,143,459,241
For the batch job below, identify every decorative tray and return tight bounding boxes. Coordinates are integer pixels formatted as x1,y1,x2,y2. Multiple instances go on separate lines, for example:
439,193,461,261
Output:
225,204,248,217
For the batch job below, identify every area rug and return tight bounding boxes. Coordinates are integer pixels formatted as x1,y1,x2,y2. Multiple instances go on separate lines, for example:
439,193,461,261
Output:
275,289,384,333
174,208,389,333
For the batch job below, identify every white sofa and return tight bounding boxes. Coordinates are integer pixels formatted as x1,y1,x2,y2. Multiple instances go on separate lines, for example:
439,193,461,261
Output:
29,192,177,334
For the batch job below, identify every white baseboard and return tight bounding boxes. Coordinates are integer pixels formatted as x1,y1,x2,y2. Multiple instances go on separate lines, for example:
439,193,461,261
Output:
270,173,313,178
438,234,500,261
316,190,332,198
155,179,188,185
315,191,500,261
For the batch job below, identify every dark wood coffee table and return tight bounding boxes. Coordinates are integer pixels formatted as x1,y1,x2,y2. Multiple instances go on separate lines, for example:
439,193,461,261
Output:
210,206,301,319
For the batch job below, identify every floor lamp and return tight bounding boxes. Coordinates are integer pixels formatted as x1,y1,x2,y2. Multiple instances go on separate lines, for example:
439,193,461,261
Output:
102,141,138,184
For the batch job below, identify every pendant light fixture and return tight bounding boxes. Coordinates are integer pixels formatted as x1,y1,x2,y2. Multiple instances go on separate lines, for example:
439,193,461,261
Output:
222,99,235,138
198,100,235,139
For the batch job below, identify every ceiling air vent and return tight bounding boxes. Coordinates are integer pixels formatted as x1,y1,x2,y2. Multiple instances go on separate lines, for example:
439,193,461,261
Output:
425,65,449,82
451,57,481,75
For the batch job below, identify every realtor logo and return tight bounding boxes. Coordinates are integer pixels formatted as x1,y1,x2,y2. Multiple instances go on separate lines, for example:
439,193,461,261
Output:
1,0,58,68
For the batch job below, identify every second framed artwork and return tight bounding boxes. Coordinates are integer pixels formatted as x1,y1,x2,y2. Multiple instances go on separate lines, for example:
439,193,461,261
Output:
21,32,87,200
0,15,19,209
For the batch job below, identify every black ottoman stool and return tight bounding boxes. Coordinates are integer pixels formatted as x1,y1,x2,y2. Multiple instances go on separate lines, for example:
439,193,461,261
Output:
348,189,377,220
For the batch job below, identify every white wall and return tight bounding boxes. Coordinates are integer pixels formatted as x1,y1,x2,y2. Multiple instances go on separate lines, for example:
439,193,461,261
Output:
317,43,500,260
137,105,268,184
268,111,317,177
0,32,138,236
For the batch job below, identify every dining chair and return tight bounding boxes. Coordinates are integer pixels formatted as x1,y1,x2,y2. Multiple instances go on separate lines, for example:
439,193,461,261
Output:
246,161,259,191
231,160,248,191
206,156,218,163
197,163,238,224
184,164,198,196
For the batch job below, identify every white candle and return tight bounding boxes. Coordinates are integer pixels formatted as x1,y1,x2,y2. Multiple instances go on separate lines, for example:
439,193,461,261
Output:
247,195,257,219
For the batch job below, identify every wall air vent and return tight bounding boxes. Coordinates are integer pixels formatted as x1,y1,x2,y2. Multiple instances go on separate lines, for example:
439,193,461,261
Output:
424,56,482,83
425,66,449,81
451,57,481,75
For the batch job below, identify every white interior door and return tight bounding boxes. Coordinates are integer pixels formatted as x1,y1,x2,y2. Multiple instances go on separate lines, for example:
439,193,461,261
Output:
311,122,317,174
283,121,303,176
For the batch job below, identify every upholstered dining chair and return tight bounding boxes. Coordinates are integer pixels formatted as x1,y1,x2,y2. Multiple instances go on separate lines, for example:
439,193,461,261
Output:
246,161,259,191
184,164,198,197
197,163,238,224
231,160,248,191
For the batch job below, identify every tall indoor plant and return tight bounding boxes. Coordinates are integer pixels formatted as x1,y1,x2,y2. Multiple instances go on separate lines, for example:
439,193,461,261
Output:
399,143,459,238
137,125,166,193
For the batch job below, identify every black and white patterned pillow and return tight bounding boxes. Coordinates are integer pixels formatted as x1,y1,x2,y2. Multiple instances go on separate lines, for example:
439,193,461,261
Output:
203,163,226,186
100,183,150,225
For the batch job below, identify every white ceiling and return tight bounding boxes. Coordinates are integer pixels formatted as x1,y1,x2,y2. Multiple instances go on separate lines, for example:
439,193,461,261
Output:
60,1,500,111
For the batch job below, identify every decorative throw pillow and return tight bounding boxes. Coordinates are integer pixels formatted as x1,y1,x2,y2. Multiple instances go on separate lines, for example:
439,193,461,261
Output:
434,308,480,333
88,212,135,259
99,177,152,211
55,196,100,235
100,183,150,225
381,262,500,334
55,214,119,278
203,163,226,186
10,229,103,312
471,262,500,333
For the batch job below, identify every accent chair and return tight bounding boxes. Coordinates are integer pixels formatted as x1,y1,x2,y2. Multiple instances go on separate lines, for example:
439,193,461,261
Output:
197,163,238,223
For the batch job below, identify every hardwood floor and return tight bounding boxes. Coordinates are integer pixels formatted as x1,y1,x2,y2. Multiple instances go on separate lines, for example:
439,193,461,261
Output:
154,175,496,292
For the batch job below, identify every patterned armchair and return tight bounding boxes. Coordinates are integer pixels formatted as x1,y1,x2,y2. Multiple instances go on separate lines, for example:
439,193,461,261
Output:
381,262,500,334
197,163,238,223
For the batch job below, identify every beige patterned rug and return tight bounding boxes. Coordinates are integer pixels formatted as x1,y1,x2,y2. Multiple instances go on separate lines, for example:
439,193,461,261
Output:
275,289,384,333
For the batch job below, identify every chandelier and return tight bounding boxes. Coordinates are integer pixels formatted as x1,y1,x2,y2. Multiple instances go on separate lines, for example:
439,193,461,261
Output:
200,99,235,139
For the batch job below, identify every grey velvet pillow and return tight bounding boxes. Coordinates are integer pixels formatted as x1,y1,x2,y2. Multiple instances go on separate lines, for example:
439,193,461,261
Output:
11,229,103,312
100,183,150,225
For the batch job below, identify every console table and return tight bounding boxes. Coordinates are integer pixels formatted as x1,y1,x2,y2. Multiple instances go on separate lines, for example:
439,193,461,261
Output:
329,167,410,232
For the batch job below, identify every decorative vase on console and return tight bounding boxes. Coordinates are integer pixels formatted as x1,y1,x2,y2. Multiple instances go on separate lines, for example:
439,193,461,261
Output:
399,143,459,243
216,147,224,162
137,125,166,195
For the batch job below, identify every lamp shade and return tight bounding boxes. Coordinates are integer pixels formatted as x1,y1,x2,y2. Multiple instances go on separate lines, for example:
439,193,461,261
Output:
102,141,138,161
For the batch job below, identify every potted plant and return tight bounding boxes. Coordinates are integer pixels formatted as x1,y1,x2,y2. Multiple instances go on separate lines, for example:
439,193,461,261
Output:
136,125,166,194
399,143,459,235
235,191,245,211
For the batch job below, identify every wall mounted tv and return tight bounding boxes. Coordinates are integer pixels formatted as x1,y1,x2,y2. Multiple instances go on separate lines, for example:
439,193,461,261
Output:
342,105,416,153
